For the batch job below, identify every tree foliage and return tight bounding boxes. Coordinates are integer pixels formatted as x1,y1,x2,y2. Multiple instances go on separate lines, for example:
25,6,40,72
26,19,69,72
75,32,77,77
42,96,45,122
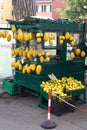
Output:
13,0,36,20
60,0,87,20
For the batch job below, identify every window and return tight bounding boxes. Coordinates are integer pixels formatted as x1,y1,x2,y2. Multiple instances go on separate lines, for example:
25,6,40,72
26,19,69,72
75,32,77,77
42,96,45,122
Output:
47,5,52,12
49,5,52,12
41,5,47,12
36,6,38,12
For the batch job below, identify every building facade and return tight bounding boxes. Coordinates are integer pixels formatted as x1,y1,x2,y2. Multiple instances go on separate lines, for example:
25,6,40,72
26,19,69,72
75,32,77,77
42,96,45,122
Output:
36,0,65,19
0,0,13,24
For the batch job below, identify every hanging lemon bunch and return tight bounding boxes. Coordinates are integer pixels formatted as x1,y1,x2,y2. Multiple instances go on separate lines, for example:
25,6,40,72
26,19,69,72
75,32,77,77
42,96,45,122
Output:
12,25,16,33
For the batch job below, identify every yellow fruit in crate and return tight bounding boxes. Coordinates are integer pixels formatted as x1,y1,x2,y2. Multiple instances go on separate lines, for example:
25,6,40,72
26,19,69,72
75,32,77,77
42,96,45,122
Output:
70,41,75,46
70,52,75,59
75,48,81,55
36,65,42,75
65,32,70,40
40,56,44,63
7,34,11,42
11,50,15,57
12,25,16,33
81,51,86,57
36,37,42,43
43,33,49,42
27,32,33,40
26,66,31,74
49,40,53,45
46,51,50,57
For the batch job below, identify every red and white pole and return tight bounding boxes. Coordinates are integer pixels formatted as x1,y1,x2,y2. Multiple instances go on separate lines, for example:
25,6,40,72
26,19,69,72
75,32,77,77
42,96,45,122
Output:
47,90,52,123
41,90,56,129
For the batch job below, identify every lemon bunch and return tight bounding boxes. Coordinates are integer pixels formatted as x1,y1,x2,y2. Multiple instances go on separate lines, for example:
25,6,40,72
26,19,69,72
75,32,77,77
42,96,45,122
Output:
41,76,85,97
70,48,86,59
36,32,43,43
11,60,22,70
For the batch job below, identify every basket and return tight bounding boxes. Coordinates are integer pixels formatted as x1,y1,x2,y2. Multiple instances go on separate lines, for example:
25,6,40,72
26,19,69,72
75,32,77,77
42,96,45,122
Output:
2,78,19,95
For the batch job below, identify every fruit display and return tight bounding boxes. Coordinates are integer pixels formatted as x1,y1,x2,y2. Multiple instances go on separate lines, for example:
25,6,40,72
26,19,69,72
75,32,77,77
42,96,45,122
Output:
40,76,85,101
7,18,86,99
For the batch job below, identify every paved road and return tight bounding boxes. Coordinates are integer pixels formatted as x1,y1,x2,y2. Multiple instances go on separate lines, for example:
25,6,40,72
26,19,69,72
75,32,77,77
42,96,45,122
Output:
0,77,87,130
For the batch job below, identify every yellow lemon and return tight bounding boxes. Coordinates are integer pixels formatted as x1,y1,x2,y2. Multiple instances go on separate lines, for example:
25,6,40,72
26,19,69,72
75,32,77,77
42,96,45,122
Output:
7,34,11,42
17,31,24,41
36,37,42,43
40,56,44,63
26,66,31,74
46,57,50,62
11,50,15,57
59,40,63,44
75,48,81,55
27,32,33,40
49,40,53,45
46,51,50,57
12,25,16,33
70,41,75,46
81,51,86,57
70,52,75,59
43,33,49,42
65,32,70,40
36,65,42,75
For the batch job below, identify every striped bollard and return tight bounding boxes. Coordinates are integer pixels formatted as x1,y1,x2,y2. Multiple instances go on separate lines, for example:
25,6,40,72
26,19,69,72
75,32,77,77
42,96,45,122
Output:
41,90,57,129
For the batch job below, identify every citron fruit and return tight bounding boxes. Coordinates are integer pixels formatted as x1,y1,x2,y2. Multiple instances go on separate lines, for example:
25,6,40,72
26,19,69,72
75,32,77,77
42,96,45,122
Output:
11,50,15,57
46,51,50,57
81,51,86,57
12,25,16,33
70,41,75,46
40,56,44,63
26,66,31,74
36,37,42,43
36,65,42,75
49,40,53,45
75,48,81,55
43,33,49,42
17,31,24,41
65,32,70,40
7,34,11,42
59,40,63,44
70,52,75,59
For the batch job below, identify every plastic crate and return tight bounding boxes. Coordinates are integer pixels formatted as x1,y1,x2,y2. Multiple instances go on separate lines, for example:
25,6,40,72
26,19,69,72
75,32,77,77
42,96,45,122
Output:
2,79,19,95
51,97,75,116
67,89,86,104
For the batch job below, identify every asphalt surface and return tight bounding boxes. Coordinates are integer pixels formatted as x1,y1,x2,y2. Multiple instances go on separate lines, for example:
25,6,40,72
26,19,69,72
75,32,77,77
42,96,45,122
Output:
0,76,87,130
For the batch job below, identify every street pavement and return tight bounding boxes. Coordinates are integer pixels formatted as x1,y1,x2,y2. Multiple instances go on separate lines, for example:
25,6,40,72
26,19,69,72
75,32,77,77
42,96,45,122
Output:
0,77,87,130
